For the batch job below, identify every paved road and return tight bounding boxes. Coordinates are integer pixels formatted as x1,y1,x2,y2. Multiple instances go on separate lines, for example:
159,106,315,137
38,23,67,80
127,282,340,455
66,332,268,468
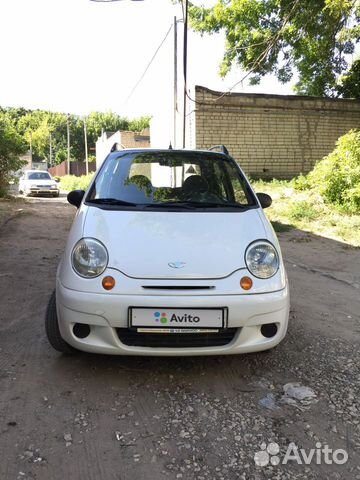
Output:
0,200,359,480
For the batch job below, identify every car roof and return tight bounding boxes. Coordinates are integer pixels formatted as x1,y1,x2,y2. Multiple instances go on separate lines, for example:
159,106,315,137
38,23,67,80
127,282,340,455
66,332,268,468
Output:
108,148,230,159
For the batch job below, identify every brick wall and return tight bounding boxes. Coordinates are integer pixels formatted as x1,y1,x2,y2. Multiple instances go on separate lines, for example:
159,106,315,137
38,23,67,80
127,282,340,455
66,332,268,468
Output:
120,129,150,149
194,86,360,178
96,129,150,169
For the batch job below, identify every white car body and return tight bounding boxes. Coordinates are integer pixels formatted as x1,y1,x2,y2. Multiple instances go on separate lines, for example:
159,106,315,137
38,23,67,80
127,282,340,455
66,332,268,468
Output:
19,170,59,196
51,148,289,356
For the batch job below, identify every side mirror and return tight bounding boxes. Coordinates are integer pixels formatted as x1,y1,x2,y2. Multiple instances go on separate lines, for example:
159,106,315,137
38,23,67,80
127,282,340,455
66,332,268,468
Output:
256,192,272,209
67,190,85,208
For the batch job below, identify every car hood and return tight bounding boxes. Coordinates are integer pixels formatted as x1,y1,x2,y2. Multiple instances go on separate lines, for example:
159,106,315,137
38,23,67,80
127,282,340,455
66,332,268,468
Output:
83,207,267,279
25,179,56,186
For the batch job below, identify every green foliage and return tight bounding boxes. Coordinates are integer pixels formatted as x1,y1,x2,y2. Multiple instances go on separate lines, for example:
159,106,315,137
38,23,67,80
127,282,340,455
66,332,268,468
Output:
287,200,319,221
291,173,312,191
2,107,151,165
59,174,94,192
189,0,360,97
337,59,360,98
308,129,360,213
252,178,360,246
0,112,27,197
128,116,151,132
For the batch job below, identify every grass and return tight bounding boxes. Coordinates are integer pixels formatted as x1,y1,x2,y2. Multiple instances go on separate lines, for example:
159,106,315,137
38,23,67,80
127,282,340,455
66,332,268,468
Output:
253,179,360,247
59,174,94,192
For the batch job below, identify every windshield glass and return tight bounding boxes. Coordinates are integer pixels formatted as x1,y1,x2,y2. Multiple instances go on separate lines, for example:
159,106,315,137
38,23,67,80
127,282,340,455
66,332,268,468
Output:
87,152,256,209
28,172,51,180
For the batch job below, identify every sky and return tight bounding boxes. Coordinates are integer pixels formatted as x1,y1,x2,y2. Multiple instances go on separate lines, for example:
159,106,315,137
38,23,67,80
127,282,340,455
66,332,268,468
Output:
0,0,296,120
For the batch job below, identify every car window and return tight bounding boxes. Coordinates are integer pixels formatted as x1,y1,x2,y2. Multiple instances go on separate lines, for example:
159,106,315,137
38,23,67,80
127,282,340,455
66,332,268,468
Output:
27,172,51,180
87,152,256,209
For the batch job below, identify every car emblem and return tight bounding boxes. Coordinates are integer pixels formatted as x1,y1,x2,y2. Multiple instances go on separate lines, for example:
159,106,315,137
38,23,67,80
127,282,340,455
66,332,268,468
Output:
168,261,186,269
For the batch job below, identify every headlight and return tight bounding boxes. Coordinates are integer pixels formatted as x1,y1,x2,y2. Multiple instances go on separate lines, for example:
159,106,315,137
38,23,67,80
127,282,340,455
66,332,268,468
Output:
245,241,279,279
72,238,108,278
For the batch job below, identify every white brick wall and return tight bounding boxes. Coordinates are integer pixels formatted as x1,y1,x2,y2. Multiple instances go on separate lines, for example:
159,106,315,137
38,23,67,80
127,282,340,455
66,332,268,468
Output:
194,86,360,178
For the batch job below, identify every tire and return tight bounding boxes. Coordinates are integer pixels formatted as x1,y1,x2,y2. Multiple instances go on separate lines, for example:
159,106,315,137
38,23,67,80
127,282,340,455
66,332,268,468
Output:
45,291,76,354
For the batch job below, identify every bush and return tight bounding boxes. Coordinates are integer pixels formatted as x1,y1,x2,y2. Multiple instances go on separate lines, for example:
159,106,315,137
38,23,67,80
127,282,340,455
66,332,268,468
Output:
0,113,27,197
291,173,311,191
287,200,319,221
59,174,94,192
308,130,360,213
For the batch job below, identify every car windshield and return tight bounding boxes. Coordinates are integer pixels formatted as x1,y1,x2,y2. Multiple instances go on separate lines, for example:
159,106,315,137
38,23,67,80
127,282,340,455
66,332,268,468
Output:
87,152,256,209
28,172,51,180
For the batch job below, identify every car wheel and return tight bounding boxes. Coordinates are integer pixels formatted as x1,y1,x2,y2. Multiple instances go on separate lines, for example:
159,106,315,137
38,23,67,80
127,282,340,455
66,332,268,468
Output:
45,291,76,354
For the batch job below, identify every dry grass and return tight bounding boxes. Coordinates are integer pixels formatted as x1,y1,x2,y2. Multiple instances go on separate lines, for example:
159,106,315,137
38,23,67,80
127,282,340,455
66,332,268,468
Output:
253,179,360,247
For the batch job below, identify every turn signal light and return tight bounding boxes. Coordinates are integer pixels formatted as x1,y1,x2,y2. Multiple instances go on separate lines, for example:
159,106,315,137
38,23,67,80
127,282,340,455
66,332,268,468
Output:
240,276,253,291
102,275,115,290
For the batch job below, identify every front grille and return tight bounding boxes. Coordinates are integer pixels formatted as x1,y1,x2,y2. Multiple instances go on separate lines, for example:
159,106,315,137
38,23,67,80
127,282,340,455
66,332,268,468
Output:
142,286,215,290
116,328,237,348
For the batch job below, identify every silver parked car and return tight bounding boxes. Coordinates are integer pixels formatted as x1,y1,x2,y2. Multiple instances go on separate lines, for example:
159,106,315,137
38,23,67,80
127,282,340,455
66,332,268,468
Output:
19,170,59,197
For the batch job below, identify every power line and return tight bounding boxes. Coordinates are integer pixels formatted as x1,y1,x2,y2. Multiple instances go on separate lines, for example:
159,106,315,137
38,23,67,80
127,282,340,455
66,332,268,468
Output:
122,24,173,106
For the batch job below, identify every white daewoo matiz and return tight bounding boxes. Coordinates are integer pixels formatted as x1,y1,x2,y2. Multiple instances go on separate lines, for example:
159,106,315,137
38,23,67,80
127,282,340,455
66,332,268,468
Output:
45,146,289,355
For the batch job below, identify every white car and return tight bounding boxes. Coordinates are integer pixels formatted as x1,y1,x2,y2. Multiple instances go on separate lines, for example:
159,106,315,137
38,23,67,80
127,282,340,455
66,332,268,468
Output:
46,147,289,356
19,170,59,197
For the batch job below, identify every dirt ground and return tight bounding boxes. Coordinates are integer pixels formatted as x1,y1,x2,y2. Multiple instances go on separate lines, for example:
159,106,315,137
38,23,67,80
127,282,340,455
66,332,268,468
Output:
0,197,359,480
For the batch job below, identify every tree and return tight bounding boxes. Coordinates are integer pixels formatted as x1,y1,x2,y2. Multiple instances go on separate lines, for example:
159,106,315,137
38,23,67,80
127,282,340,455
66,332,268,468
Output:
128,116,151,132
337,59,360,98
0,107,151,167
189,0,360,97
0,113,27,196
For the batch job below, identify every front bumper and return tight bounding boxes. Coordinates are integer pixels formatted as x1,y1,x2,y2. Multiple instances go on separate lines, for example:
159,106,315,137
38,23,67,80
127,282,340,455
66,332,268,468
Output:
27,188,59,195
56,281,290,356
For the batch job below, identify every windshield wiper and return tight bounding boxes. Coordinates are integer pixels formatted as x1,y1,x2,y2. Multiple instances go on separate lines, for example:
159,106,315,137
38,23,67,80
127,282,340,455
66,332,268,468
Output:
144,201,196,209
87,198,138,206
144,201,249,209
87,198,250,209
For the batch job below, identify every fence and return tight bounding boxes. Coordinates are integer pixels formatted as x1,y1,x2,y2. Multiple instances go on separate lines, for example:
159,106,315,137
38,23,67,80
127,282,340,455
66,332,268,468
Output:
48,161,96,177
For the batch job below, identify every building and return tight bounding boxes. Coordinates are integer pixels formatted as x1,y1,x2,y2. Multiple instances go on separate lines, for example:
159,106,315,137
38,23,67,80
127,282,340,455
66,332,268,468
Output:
19,151,47,172
96,129,150,170
151,85,360,178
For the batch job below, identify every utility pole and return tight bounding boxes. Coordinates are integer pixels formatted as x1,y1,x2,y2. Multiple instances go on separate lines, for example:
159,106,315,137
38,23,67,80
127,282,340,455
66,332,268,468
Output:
29,131,33,169
49,133,52,166
182,0,188,149
84,117,89,175
173,16,178,148
67,113,71,175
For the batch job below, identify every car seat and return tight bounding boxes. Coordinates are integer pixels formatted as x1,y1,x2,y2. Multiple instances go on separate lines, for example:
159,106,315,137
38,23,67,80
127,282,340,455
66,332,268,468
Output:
182,175,209,197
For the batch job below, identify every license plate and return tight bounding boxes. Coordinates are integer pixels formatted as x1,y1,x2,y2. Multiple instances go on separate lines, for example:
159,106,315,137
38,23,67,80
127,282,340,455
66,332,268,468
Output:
137,328,220,334
129,307,226,329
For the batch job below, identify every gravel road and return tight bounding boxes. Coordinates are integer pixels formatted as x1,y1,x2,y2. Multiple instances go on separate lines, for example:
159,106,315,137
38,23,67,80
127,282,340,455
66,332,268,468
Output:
0,198,359,480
